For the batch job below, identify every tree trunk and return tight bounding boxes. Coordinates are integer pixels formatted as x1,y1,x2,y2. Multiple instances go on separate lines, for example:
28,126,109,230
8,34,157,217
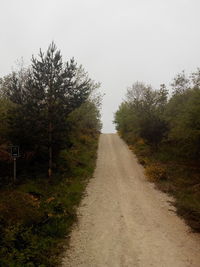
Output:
48,121,52,179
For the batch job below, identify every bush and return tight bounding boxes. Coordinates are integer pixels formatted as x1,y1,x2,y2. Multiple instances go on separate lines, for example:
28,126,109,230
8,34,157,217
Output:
145,163,168,182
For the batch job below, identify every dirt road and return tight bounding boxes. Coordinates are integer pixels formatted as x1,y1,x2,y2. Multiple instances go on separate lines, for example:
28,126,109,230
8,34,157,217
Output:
62,134,200,267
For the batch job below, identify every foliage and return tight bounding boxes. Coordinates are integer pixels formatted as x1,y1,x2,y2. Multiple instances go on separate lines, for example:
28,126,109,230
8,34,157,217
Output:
0,97,12,142
145,163,168,182
114,82,168,147
0,43,102,265
114,69,200,232
0,42,99,179
0,129,98,266
165,87,200,159
115,70,200,160
0,110,100,266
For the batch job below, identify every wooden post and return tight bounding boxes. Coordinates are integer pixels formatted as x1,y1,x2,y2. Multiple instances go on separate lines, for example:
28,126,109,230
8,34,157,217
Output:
13,157,16,182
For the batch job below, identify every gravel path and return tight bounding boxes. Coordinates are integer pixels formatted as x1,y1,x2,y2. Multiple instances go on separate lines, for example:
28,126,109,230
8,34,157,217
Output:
62,134,200,267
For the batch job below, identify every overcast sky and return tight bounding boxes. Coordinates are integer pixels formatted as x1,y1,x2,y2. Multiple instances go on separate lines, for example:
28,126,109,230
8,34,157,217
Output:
1,0,200,132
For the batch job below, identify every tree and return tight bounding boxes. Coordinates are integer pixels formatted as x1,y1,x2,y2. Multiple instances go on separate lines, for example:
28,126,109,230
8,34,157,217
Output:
116,82,168,147
115,70,200,161
171,71,190,95
3,42,95,178
191,68,200,89
165,87,200,159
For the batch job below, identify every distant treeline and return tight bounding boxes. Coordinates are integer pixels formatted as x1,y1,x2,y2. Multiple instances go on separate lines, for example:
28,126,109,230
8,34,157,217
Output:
114,70,200,161
0,42,102,183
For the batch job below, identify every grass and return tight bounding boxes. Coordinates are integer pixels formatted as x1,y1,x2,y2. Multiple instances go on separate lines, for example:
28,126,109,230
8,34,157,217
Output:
128,138,200,232
0,133,99,266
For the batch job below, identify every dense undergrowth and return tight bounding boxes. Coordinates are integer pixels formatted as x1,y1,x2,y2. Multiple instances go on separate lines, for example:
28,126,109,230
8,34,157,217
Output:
0,132,99,266
129,139,200,232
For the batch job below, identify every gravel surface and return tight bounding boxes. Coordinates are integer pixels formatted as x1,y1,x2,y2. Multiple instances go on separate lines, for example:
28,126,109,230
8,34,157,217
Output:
62,134,200,267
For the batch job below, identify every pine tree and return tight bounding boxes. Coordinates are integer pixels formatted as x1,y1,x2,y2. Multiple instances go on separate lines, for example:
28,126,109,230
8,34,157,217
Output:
4,42,92,178
29,42,92,178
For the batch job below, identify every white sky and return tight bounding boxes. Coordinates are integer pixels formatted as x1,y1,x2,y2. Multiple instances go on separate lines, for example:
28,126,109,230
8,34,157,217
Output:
0,0,200,132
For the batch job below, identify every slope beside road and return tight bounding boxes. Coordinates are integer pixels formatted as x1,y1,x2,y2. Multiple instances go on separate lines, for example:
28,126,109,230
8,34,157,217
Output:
62,134,200,267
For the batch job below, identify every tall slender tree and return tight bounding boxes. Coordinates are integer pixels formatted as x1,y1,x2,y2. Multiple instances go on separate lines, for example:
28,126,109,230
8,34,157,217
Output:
29,42,92,178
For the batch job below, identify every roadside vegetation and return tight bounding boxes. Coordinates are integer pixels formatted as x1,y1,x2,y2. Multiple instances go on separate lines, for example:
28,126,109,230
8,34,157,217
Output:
114,71,200,232
0,43,102,266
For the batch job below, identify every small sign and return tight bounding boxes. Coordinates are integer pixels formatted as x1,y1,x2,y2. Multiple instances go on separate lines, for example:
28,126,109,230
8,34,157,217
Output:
11,146,19,157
